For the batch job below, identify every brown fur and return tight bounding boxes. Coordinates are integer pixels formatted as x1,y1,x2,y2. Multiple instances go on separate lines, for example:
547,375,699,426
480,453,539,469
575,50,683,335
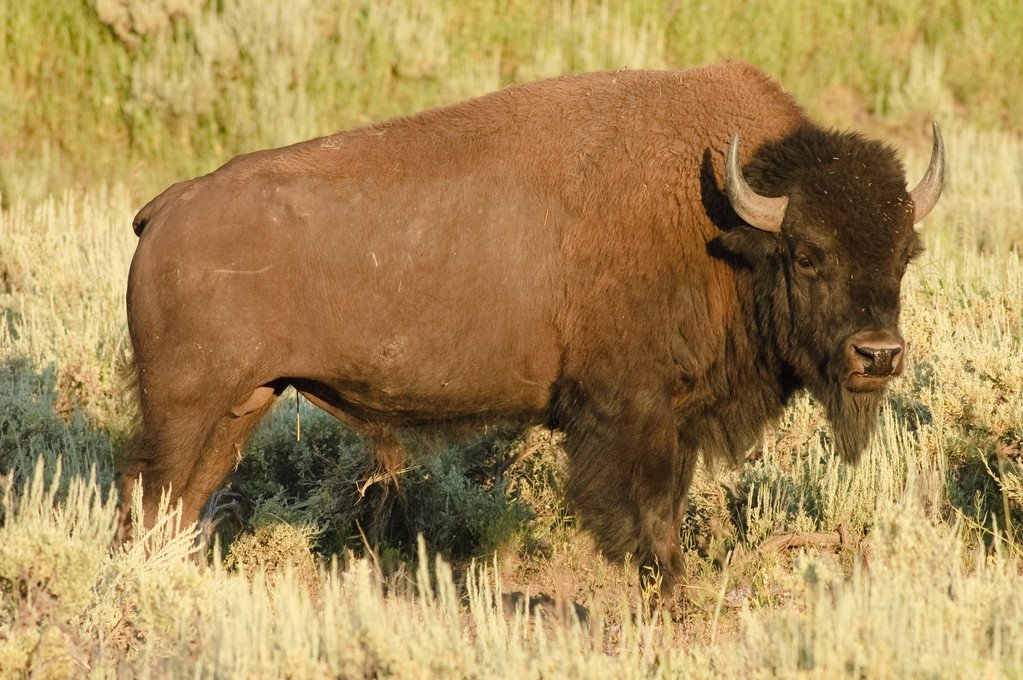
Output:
121,61,926,594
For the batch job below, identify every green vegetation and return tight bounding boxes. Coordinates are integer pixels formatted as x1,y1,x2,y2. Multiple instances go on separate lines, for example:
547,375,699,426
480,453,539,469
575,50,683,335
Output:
1,0,1022,676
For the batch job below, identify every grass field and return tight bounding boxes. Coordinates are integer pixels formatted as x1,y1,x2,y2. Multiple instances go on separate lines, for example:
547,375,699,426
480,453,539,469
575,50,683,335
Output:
1,1,1022,677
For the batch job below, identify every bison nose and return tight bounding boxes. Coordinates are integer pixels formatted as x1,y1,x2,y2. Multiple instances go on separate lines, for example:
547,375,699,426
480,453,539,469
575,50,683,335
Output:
844,329,905,386
853,343,902,375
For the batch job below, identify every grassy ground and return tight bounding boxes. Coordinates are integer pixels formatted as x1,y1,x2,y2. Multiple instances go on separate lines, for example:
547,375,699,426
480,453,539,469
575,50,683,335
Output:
1,1,1022,677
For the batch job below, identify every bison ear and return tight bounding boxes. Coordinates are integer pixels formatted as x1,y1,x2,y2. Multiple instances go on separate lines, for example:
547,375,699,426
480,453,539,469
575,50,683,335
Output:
712,226,780,266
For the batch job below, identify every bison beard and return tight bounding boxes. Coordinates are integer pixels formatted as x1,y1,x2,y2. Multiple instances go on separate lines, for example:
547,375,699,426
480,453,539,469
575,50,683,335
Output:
119,61,943,602
825,388,886,463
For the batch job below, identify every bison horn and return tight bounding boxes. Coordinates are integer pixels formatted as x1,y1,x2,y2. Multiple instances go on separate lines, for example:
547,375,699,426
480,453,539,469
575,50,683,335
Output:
726,133,788,233
908,121,945,224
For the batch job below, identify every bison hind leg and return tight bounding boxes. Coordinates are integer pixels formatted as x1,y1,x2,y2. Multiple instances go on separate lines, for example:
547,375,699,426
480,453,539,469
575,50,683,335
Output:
118,401,225,540
181,386,285,525
118,381,285,542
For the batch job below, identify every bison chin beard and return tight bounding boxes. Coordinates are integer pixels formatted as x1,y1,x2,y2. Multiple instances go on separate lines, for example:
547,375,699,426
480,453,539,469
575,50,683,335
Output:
822,387,887,463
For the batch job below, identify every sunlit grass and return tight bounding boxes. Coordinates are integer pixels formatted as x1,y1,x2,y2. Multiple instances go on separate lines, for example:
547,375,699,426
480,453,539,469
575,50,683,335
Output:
4,459,1023,677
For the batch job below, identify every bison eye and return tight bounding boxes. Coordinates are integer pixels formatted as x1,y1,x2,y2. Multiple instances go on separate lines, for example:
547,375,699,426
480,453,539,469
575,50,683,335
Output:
795,254,816,276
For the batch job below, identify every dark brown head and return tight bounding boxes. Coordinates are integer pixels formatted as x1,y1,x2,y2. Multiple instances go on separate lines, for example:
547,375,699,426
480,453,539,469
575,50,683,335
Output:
717,123,944,459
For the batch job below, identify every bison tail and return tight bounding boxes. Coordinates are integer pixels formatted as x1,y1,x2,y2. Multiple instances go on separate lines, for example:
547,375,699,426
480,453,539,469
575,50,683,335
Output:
131,178,196,236
132,211,150,237
132,195,164,236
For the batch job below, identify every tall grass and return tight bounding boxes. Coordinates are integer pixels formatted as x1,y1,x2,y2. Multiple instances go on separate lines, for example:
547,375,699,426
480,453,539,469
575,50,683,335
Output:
4,460,1023,677
0,188,136,432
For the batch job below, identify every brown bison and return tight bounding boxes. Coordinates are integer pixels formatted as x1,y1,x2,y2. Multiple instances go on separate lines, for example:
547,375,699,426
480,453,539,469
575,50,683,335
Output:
120,61,943,594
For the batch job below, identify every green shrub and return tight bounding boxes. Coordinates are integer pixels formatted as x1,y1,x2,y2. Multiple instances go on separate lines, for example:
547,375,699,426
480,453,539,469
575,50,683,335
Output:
231,399,533,563
0,356,115,496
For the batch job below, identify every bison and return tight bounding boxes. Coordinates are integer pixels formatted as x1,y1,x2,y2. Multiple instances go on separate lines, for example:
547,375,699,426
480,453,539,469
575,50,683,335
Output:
120,61,944,595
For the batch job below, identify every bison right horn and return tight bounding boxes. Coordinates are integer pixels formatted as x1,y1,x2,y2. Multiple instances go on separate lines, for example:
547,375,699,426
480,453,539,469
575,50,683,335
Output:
908,121,945,225
726,133,788,233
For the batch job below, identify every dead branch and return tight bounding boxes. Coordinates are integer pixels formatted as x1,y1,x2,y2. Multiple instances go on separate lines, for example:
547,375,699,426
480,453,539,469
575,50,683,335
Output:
729,526,864,573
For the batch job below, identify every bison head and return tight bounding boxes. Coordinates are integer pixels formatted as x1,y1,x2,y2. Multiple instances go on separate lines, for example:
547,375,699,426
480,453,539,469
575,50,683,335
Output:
717,123,944,460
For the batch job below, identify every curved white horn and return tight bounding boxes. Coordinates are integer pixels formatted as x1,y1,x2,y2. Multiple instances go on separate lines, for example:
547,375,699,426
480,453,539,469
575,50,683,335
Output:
725,133,788,233
909,122,945,224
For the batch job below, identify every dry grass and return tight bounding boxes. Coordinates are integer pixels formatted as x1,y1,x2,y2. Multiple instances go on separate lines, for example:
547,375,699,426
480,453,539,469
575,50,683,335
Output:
3,459,1023,677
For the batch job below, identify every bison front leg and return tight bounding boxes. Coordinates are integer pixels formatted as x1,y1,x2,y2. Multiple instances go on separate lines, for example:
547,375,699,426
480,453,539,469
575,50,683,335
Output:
557,381,690,599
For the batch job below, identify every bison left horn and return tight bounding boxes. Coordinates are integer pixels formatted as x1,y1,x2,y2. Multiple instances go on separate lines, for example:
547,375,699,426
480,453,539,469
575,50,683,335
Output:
726,133,788,233
908,121,945,225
